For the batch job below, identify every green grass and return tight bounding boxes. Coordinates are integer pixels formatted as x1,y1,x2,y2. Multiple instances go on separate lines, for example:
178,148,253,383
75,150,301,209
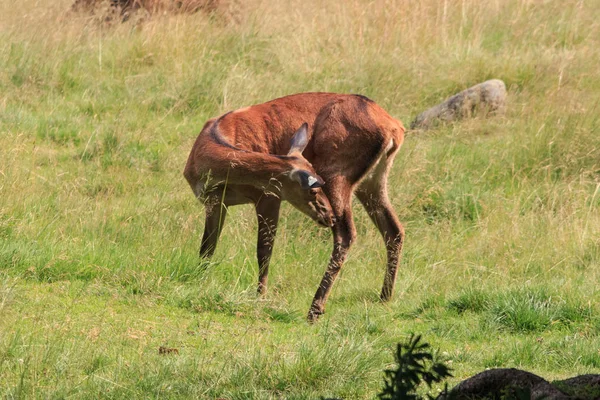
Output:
1,0,600,398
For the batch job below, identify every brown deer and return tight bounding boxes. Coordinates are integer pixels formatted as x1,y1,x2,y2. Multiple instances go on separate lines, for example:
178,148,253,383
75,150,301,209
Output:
184,92,405,322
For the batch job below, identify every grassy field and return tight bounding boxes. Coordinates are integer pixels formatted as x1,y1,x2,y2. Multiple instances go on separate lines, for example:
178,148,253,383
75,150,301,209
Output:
1,0,599,398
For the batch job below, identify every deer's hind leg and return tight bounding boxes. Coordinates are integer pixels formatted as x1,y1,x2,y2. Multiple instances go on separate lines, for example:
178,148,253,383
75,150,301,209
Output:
355,148,404,302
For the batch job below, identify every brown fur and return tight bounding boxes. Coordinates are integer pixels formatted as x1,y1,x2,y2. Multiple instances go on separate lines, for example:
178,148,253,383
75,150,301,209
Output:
184,92,406,322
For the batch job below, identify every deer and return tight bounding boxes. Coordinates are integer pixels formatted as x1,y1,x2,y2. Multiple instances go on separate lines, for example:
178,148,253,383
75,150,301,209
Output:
183,92,406,322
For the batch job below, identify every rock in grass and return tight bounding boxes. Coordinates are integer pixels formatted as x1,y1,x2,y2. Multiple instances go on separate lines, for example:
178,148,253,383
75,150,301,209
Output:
411,79,507,130
70,0,237,22
553,375,600,399
437,368,600,400
438,368,570,400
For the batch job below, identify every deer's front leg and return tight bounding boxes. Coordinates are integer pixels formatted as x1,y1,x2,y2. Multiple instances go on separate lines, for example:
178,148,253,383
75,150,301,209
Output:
255,196,281,295
308,208,356,322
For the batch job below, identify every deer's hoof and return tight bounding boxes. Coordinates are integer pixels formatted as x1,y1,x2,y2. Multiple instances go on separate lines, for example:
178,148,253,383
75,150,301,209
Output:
380,289,394,302
257,285,267,297
307,307,324,323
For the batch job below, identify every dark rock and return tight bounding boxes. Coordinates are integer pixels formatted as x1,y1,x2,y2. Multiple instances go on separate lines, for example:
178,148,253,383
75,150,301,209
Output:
438,368,571,400
411,79,507,130
555,375,600,388
553,374,600,399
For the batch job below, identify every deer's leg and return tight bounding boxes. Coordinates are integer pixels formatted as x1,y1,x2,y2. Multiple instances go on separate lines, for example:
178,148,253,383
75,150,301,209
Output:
255,196,281,295
356,189,404,301
198,185,255,258
308,180,356,322
199,194,228,259
355,160,404,302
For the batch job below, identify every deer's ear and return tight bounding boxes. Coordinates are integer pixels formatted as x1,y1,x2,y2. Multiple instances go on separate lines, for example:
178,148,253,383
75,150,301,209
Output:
288,123,309,156
290,169,324,189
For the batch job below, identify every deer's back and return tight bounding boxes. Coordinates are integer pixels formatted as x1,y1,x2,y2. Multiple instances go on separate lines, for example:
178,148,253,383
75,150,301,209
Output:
215,92,404,160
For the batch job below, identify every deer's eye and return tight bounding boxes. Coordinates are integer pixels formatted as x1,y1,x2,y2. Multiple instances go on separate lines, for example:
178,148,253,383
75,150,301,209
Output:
309,188,319,196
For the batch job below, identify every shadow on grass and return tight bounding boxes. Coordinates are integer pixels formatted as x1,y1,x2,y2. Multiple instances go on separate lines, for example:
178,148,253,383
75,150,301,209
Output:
334,289,381,305
263,307,302,323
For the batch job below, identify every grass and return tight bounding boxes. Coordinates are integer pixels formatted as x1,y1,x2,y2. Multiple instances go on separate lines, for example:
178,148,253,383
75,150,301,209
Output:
1,0,600,398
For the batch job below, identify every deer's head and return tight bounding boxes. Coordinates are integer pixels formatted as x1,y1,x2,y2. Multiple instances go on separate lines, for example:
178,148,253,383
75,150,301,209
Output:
279,124,334,228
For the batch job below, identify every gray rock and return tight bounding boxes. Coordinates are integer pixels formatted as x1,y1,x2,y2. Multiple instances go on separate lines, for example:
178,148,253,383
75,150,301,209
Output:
411,79,507,130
